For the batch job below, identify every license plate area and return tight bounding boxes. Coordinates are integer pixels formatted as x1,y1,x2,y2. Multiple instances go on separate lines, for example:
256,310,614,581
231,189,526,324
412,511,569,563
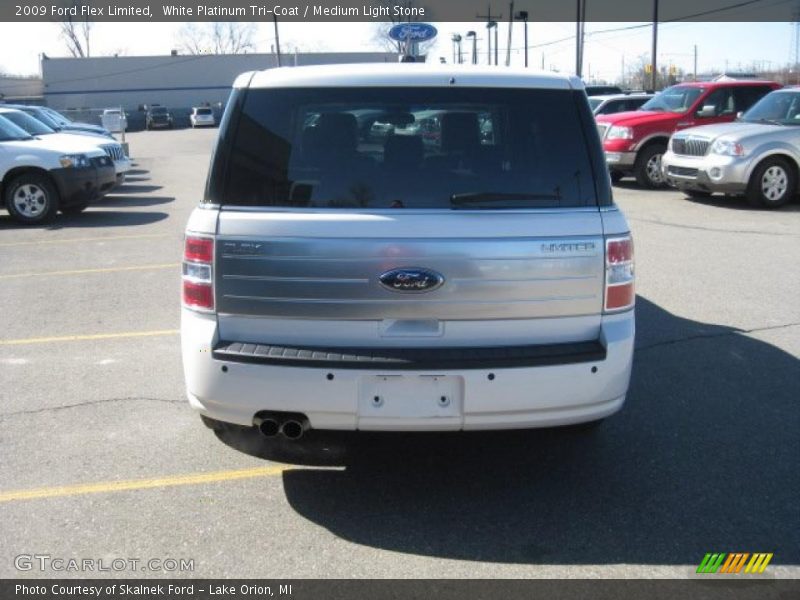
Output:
359,374,464,418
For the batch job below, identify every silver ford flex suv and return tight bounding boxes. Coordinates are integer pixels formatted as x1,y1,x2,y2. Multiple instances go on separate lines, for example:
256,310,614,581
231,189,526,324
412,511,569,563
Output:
181,64,635,442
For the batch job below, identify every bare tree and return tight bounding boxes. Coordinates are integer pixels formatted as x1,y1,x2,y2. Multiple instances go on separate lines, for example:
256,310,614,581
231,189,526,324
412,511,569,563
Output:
371,22,402,54
177,23,257,55
60,2,92,58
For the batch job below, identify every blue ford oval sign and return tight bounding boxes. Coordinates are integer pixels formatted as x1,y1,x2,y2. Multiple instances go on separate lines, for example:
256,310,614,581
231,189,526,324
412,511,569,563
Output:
379,267,444,293
388,23,438,43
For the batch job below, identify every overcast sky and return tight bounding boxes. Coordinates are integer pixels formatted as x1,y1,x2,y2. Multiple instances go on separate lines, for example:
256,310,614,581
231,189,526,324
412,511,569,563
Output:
0,21,791,82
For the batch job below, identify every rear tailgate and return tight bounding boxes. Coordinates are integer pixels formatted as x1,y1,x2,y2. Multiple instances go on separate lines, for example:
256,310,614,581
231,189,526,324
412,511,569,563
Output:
214,209,604,348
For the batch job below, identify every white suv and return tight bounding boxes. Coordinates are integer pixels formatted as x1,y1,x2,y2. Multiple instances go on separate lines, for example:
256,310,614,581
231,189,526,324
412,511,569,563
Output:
0,116,115,223
0,107,131,188
181,65,635,442
190,107,215,128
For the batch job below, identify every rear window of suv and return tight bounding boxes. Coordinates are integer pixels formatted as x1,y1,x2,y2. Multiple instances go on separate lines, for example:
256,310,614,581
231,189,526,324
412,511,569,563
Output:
211,87,599,209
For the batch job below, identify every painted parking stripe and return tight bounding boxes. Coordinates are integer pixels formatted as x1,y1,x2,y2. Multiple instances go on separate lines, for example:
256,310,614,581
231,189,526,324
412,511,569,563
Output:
0,263,179,280
0,466,291,503
0,329,179,346
0,233,169,248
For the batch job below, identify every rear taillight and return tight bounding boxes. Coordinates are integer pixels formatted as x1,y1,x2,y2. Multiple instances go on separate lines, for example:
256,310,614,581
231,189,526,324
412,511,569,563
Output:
604,235,634,312
183,235,214,311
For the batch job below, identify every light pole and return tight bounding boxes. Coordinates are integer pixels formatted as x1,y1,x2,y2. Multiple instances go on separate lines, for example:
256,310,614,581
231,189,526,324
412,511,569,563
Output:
515,10,529,67
466,31,477,65
452,34,462,64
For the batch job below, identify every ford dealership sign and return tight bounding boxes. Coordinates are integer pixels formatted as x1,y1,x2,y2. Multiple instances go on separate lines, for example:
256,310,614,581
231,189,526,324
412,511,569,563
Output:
388,23,438,43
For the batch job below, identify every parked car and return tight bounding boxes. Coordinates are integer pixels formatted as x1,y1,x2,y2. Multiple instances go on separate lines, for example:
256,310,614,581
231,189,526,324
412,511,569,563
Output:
589,93,654,116
2,104,114,139
0,107,131,187
663,87,800,208
182,64,635,443
0,115,115,223
189,107,215,128
596,80,781,188
101,108,128,133
585,84,624,96
146,106,174,130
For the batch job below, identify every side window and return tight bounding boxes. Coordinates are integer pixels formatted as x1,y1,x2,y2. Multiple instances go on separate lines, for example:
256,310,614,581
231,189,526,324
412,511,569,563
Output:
609,100,626,113
700,88,735,116
733,86,773,113
623,99,640,111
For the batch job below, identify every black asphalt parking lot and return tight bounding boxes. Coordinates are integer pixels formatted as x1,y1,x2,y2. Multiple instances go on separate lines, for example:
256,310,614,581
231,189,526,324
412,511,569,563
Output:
0,128,798,578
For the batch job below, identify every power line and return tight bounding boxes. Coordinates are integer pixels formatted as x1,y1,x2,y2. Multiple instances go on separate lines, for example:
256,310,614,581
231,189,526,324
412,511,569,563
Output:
512,0,793,53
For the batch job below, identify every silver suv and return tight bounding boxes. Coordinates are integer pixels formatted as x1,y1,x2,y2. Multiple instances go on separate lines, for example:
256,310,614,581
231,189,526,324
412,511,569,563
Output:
181,64,635,443
663,88,800,208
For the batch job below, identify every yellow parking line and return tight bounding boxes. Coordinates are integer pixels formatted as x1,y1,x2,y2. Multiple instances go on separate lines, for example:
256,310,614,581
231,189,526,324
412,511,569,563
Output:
0,233,169,248
0,329,179,346
0,466,290,503
0,263,179,280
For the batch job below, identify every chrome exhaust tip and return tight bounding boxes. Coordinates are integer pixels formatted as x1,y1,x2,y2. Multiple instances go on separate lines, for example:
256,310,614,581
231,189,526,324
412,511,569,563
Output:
280,419,309,441
255,417,280,438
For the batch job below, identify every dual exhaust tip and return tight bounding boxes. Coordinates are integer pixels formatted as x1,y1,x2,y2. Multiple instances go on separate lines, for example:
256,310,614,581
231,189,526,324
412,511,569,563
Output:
254,415,309,441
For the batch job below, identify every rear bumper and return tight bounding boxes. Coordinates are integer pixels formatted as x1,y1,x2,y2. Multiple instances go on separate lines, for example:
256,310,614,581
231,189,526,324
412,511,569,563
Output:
181,310,635,431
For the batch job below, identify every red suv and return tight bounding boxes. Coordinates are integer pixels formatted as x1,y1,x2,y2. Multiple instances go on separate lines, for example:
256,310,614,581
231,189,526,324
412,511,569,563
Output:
596,80,781,188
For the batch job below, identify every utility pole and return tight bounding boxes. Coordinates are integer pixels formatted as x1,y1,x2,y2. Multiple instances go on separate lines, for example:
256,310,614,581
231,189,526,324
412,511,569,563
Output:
651,0,658,91
515,10,529,68
506,1,514,67
494,22,499,65
273,14,282,67
488,22,492,64
693,44,698,81
575,0,586,77
575,0,582,76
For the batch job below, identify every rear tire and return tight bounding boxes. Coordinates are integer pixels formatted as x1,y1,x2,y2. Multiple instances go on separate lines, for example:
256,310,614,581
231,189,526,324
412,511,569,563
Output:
746,157,796,208
634,143,668,189
4,172,59,224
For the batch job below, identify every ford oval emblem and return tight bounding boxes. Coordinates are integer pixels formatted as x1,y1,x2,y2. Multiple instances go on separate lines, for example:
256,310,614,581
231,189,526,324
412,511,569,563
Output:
379,268,444,293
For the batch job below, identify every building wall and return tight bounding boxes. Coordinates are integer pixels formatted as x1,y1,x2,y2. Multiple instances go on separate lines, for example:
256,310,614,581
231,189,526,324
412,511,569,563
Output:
42,52,396,112
0,76,44,102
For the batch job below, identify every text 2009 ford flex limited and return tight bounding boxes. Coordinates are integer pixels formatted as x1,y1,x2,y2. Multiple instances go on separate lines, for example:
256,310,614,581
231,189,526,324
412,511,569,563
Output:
181,64,635,442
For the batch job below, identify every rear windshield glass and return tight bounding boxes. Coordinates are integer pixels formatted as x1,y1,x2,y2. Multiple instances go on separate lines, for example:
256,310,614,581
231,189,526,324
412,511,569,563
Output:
217,87,598,209
151,107,168,114
196,108,212,115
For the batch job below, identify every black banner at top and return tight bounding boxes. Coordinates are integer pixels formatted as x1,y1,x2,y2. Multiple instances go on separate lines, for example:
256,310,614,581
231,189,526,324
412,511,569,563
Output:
3,0,799,22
